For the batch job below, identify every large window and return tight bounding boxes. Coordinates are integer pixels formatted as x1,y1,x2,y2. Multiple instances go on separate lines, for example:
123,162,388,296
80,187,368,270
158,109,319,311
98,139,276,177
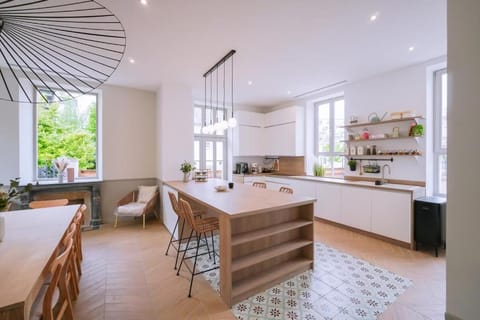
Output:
36,90,99,179
193,105,227,179
433,69,447,195
314,97,345,176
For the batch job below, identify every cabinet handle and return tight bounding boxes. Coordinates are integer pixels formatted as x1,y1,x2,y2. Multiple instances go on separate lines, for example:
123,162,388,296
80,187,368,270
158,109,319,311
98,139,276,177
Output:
421,206,430,211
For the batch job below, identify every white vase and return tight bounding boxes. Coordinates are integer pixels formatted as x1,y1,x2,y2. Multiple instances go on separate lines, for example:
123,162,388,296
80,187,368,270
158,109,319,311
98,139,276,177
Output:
0,213,5,242
183,172,190,182
58,172,64,184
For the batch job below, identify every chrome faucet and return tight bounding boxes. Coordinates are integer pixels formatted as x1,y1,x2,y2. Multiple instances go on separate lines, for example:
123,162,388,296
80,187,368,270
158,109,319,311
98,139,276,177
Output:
381,164,391,184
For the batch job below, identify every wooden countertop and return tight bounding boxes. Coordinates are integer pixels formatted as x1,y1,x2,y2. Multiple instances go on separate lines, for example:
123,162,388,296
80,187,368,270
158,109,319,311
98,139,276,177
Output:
0,205,79,318
164,179,315,218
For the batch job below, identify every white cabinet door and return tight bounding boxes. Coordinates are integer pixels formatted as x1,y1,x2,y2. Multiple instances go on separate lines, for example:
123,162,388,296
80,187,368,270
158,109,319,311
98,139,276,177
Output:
233,125,264,156
265,176,291,191
341,186,371,232
290,179,318,216
264,123,296,156
371,190,411,242
316,183,342,223
244,176,265,186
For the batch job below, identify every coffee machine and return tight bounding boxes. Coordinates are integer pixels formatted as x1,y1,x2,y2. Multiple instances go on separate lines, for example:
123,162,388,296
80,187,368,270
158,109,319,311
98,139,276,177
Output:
235,162,249,174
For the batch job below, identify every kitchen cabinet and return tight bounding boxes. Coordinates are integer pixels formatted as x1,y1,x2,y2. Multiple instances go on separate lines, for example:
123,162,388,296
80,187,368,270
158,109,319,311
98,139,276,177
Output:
341,186,372,232
371,190,411,242
233,111,265,156
288,179,318,216
264,106,305,156
316,183,342,223
265,176,291,191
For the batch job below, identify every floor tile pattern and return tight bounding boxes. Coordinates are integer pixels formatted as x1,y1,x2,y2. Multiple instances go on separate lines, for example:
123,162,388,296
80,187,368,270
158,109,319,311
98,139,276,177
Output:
195,240,412,320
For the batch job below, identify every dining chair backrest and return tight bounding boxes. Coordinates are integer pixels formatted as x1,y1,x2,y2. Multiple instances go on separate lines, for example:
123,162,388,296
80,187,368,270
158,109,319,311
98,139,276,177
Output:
43,238,74,320
252,182,267,189
29,199,69,209
279,186,294,194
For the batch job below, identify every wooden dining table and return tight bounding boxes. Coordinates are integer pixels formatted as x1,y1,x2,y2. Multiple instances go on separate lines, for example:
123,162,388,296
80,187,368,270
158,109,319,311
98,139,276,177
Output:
0,204,80,320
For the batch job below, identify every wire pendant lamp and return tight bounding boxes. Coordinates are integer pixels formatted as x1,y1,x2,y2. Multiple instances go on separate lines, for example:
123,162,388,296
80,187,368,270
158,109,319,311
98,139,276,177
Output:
0,0,126,103
201,49,237,134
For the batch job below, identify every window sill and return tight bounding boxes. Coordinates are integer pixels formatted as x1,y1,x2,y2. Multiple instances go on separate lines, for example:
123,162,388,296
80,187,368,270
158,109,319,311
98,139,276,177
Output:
34,178,103,185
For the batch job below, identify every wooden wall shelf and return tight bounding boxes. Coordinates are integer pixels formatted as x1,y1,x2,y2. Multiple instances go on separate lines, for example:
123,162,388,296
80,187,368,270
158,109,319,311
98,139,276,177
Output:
339,116,424,129
341,136,421,143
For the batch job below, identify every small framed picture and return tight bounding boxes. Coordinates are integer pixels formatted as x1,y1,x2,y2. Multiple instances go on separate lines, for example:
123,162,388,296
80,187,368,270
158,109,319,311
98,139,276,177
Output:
357,146,364,155
392,127,400,138
350,146,356,155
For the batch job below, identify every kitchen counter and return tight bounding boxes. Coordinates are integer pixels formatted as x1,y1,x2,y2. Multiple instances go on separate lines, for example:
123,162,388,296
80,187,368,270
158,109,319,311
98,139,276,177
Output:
164,179,315,306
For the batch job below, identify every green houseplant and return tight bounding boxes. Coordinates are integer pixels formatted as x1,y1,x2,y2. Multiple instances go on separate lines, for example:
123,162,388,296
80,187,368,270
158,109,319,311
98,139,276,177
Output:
348,159,357,171
0,178,32,211
180,161,195,182
313,162,325,177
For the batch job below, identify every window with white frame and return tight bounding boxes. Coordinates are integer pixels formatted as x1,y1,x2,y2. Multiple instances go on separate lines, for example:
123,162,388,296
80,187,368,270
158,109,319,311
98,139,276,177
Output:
433,69,447,195
36,89,99,179
314,97,345,176
193,104,227,179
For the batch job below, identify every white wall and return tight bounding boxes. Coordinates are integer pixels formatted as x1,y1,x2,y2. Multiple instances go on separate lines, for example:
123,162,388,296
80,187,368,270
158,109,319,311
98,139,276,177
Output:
102,85,157,180
0,100,19,184
157,83,194,181
446,1,480,318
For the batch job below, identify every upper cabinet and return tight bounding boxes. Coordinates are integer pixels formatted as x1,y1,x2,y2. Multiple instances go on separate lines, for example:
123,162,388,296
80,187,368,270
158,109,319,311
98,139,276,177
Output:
264,106,305,156
233,111,265,156
233,106,305,157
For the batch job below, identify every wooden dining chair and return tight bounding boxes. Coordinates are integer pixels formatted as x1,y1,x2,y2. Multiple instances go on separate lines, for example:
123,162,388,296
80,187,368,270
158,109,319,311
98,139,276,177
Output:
279,186,294,194
73,205,85,276
252,181,267,189
31,238,74,320
177,199,219,298
29,199,69,209
165,192,206,270
62,223,80,300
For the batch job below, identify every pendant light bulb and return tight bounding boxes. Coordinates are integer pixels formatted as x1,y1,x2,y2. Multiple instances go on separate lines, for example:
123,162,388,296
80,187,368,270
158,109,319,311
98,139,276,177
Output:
228,117,237,128
220,120,229,130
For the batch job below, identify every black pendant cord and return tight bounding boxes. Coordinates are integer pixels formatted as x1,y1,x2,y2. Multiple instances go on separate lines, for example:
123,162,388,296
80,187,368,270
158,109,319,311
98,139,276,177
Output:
209,73,213,126
203,74,207,129
231,54,234,118
223,61,226,121
0,0,126,103
216,66,219,125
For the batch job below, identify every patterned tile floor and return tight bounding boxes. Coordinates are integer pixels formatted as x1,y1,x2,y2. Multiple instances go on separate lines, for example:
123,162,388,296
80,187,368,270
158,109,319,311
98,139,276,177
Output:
184,239,412,320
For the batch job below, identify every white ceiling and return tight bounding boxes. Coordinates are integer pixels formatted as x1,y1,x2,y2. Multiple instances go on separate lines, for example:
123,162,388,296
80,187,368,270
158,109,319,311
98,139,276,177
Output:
99,0,446,107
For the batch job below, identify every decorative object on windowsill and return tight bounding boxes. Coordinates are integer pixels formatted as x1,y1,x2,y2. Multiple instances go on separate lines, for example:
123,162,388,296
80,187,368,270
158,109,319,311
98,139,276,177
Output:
180,161,195,182
54,157,69,183
348,159,357,171
0,0,126,103
313,162,325,177
0,177,32,212
201,50,237,134
409,123,424,137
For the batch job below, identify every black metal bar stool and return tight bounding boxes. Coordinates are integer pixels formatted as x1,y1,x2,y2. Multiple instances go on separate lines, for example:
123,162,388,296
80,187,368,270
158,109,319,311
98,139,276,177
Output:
177,198,219,297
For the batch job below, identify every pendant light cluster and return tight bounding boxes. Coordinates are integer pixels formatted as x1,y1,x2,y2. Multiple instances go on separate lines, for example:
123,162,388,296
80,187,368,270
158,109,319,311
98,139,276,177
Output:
201,50,237,134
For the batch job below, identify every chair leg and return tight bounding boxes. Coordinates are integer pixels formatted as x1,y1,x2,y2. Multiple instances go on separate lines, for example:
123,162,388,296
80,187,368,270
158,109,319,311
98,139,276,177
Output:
211,230,216,265
143,214,145,229
114,215,118,228
203,232,211,259
174,219,186,270
177,229,193,276
165,217,179,256
188,231,201,298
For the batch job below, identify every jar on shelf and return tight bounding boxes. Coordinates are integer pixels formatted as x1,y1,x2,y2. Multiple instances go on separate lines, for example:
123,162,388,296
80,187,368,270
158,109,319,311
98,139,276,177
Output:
366,145,371,155
372,145,377,155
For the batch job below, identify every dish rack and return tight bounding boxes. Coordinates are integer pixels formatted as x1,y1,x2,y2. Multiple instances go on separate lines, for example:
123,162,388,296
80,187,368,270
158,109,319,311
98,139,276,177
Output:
194,170,208,182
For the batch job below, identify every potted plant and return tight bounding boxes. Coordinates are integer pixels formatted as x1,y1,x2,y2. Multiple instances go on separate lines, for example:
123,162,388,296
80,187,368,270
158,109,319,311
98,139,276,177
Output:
313,162,325,177
180,161,195,182
0,178,32,212
348,159,357,171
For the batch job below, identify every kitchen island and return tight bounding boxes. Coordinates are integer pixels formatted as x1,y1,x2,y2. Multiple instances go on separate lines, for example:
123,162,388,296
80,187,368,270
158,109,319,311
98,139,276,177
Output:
164,179,315,307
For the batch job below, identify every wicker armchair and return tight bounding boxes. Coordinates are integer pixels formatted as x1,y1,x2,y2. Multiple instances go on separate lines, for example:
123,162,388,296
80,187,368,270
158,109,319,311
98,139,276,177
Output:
114,187,159,229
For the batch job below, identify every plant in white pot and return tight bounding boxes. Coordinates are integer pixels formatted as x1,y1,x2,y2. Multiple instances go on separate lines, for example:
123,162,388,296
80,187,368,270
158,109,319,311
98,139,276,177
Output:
180,161,195,182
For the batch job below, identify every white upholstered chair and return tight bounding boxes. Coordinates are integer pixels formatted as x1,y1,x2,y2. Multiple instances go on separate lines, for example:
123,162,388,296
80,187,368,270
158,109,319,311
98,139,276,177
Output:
114,186,159,229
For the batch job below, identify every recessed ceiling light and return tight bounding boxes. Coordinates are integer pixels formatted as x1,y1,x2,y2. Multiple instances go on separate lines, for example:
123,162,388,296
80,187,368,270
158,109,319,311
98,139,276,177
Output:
408,46,415,52
247,81,253,86
128,58,135,64
369,12,379,22
140,0,148,5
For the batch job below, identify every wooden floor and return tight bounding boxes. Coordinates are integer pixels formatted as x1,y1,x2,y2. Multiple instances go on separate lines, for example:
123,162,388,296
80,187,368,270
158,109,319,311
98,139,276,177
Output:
73,220,445,320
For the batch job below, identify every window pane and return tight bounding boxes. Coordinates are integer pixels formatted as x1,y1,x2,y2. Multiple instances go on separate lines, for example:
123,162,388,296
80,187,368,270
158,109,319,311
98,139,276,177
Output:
194,106,202,134
194,140,200,163
441,73,447,149
334,99,345,153
205,141,213,161
317,103,330,152
37,91,97,179
438,154,447,195
216,141,224,178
